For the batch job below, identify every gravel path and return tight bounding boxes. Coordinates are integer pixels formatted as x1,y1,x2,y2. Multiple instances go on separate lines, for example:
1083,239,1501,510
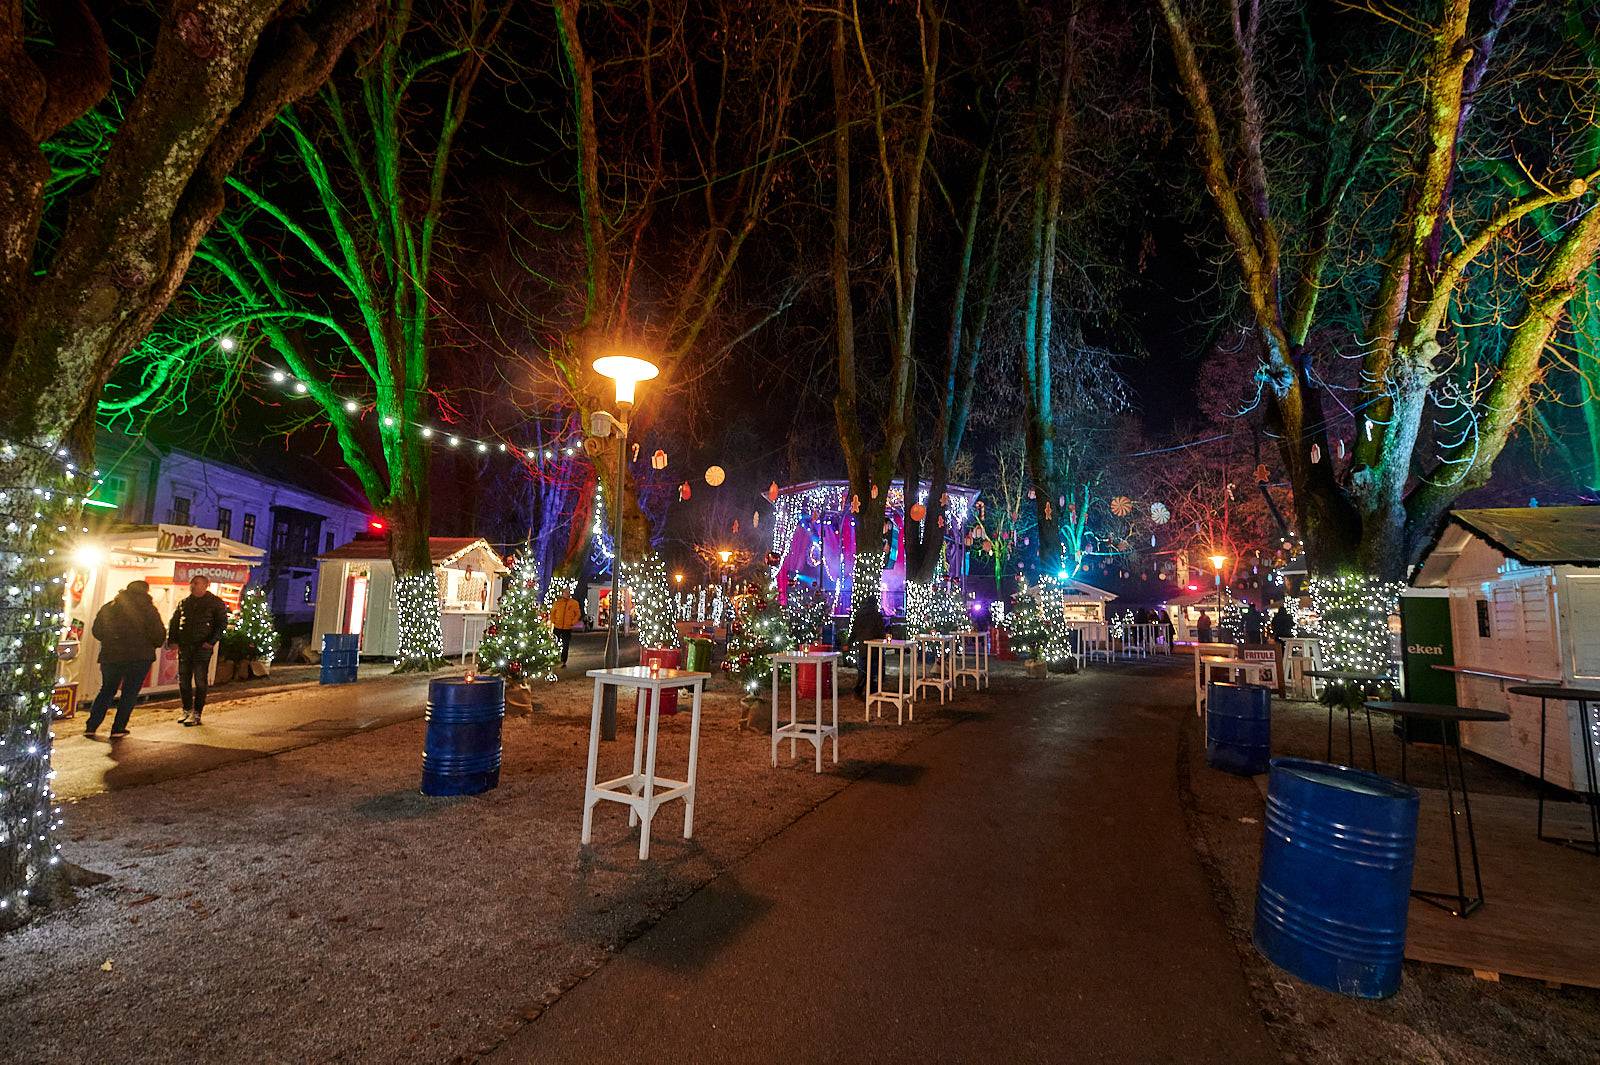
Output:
2,673,970,1064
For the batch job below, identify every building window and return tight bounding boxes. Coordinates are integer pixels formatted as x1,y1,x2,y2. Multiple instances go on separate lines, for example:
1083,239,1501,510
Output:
217,506,232,539
241,513,257,545
1475,599,1491,638
170,496,191,525
90,475,127,509
325,531,335,552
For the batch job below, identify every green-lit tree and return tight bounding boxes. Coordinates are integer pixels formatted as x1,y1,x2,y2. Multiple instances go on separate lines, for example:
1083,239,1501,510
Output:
477,550,561,688
221,587,279,669
111,1,512,670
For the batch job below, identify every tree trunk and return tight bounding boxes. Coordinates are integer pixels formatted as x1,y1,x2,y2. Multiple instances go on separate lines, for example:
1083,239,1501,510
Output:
385,468,443,672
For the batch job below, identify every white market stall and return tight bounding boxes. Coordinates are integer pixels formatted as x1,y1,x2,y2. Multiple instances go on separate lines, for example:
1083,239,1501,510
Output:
1411,506,1600,792
1053,578,1117,650
58,524,264,709
311,536,507,659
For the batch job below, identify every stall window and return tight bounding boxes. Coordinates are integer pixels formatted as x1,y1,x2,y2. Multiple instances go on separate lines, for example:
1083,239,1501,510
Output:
217,506,232,539
241,513,256,545
170,495,191,524
325,531,335,552
1475,598,1492,638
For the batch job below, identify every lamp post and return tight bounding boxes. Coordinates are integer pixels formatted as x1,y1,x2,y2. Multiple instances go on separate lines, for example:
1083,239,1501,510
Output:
1209,553,1228,634
593,354,659,740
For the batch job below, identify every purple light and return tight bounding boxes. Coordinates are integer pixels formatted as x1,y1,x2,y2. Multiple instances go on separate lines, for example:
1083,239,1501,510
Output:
969,603,984,614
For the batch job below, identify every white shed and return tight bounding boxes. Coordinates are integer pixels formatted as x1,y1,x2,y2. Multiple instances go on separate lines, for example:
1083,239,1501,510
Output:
311,537,507,659
1411,506,1600,792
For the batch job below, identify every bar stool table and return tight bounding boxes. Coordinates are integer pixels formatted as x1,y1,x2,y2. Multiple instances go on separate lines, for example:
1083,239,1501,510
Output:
581,665,709,860
771,651,841,772
1368,700,1509,918
913,633,955,704
1507,684,1600,857
1195,656,1276,718
864,639,915,724
955,630,990,690
1305,668,1395,767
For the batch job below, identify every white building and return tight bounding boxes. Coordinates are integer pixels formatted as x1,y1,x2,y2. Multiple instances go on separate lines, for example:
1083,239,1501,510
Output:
311,537,507,659
92,430,371,624
1411,506,1600,792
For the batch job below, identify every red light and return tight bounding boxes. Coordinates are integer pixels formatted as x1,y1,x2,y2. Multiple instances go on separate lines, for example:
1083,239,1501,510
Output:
1187,584,1199,592
369,519,387,532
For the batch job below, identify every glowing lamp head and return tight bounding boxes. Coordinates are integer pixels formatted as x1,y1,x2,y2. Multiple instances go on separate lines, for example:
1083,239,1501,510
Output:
71,543,105,570
593,354,659,407
674,573,684,585
718,550,732,564
1209,553,1227,571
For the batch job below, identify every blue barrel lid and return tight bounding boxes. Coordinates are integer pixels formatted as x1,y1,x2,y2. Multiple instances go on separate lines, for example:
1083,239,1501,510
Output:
1268,757,1418,802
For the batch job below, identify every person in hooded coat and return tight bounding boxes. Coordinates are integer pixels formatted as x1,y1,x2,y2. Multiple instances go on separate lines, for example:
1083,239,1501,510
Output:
84,580,168,738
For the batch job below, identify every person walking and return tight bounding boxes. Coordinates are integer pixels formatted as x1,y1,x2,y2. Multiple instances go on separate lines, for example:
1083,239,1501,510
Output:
1271,601,1295,644
550,591,582,667
83,580,167,738
167,575,229,727
1195,609,1213,645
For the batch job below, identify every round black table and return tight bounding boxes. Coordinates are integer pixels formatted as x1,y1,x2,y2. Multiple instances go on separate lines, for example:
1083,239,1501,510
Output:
1507,684,1600,858
1367,701,1509,919
1306,669,1392,769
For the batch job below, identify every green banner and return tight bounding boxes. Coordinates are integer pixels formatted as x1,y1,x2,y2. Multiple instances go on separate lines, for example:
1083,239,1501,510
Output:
1400,595,1455,705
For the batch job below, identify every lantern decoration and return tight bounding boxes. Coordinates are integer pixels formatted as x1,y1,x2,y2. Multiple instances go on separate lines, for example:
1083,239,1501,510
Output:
1149,501,1170,524
975,500,985,519
732,520,740,534
705,465,726,486
909,502,927,523
631,442,640,463
679,482,691,502
1254,463,1270,483
767,481,779,503
651,449,668,470
1310,443,1322,464
1110,495,1133,517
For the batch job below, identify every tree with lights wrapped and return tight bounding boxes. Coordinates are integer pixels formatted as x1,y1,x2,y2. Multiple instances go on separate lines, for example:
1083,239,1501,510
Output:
220,587,278,678
622,551,678,653
722,574,790,707
477,550,562,693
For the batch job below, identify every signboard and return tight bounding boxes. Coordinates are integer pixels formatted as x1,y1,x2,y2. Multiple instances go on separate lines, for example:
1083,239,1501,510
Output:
50,683,77,720
173,561,251,586
157,525,223,554
1400,592,1455,705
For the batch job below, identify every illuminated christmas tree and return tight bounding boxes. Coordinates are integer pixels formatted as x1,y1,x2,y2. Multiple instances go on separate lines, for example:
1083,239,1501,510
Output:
221,586,278,664
722,572,790,696
622,550,678,651
477,549,561,687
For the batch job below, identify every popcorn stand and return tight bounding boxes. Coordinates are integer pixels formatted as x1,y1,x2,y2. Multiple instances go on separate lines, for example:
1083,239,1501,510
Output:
57,525,264,711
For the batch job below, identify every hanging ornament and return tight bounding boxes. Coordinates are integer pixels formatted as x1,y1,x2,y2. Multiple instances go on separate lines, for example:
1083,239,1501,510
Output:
850,494,861,513
975,500,985,520
732,520,740,534
1253,463,1270,483
1336,438,1346,460
651,449,668,470
1225,482,1236,501
1149,501,1170,525
1310,444,1322,464
631,442,640,463
1151,534,1157,547
705,465,725,486
936,515,945,529
1044,502,1053,520
767,481,779,503
752,512,760,529
1110,496,1133,517
1058,495,1066,508
909,502,927,523
870,483,879,499
939,492,950,507
679,482,691,502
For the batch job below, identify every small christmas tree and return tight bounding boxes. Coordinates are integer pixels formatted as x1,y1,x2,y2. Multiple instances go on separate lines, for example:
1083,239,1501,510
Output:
622,550,678,651
477,549,562,687
722,572,790,697
780,584,829,646
221,586,277,664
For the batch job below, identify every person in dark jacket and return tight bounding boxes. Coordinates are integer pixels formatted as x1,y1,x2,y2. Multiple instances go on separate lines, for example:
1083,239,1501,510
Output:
84,580,167,738
851,605,888,697
167,575,229,726
1271,602,1295,643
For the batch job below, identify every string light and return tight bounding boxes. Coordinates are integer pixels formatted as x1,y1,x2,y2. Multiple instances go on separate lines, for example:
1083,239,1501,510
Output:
621,552,677,652
477,548,560,685
1308,573,1403,676
721,570,790,694
393,573,444,670
905,578,967,635
219,586,277,665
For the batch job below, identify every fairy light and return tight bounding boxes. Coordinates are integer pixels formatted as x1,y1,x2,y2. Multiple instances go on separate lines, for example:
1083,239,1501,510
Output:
621,552,677,652
477,548,561,686
905,578,967,635
393,573,444,669
1308,573,1403,676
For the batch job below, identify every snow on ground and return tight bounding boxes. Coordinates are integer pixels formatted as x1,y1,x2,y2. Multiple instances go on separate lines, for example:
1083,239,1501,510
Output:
2,673,970,1064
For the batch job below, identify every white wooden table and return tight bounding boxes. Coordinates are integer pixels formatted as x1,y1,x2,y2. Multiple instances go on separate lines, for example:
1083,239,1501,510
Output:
581,666,709,860
1194,655,1276,718
771,651,841,772
955,630,990,690
913,633,956,704
864,639,915,724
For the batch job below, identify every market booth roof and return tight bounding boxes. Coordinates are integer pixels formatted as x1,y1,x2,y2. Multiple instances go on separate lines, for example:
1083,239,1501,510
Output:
1413,505,1600,586
318,536,506,571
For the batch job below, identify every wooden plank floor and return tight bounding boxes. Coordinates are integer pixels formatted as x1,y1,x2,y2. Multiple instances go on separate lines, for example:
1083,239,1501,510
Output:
1404,788,1600,987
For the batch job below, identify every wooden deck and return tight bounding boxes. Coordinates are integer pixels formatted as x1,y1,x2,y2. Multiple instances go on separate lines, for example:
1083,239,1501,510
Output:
1404,788,1600,987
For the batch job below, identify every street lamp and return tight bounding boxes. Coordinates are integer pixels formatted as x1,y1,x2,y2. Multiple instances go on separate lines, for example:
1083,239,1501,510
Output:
593,353,659,740
1209,553,1228,633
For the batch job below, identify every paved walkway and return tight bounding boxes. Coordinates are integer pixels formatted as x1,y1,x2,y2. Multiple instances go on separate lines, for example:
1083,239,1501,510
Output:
489,664,1281,1064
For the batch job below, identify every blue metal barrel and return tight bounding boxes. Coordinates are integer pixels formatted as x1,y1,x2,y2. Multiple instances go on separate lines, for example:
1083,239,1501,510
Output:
1206,682,1271,775
320,633,360,684
421,676,505,796
1254,758,1420,999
